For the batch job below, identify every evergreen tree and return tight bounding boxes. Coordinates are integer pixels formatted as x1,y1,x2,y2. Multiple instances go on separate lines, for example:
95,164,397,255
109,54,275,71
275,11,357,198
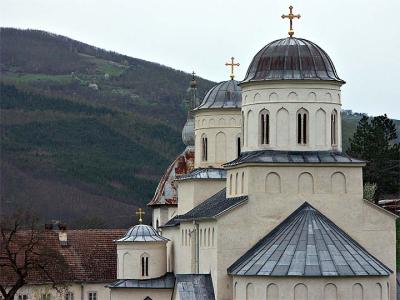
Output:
348,115,400,202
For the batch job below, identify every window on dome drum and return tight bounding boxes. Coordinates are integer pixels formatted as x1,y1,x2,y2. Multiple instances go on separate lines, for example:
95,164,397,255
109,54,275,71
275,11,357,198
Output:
237,137,241,157
41,294,51,300
65,292,74,300
260,110,270,145
141,254,149,276
331,110,338,146
18,295,28,300
201,136,208,161
88,292,97,300
297,109,308,144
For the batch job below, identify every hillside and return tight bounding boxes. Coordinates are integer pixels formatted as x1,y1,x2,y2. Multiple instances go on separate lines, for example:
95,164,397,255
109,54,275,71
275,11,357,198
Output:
0,28,398,228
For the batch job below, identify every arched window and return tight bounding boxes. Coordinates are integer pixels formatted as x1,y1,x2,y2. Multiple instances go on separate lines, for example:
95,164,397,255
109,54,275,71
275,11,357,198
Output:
259,109,270,145
156,219,159,230
212,228,215,247
241,172,244,194
331,110,338,146
141,253,149,277
297,109,308,144
208,228,210,247
229,174,233,195
201,135,208,161
235,173,238,195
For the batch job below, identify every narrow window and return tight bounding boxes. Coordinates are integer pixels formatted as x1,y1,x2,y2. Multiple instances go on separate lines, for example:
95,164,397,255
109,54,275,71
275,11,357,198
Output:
145,257,149,276
208,228,210,247
230,174,233,195
141,256,145,276
202,136,208,161
331,110,338,146
65,293,74,300
18,296,28,300
235,173,238,195
241,172,244,194
260,110,270,145
237,137,241,157
88,292,97,300
297,109,309,145
212,228,215,247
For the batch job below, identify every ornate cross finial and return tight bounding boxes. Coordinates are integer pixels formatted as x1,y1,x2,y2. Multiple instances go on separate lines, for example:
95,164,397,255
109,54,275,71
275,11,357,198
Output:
281,5,301,37
225,57,240,80
135,208,145,224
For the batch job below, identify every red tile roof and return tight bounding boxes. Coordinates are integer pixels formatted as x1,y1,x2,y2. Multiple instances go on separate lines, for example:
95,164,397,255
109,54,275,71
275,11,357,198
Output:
0,229,126,285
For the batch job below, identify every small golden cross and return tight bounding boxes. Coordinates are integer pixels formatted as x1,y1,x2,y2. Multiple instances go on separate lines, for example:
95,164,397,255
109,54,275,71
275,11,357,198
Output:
225,57,240,80
136,208,145,224
281,5,301,37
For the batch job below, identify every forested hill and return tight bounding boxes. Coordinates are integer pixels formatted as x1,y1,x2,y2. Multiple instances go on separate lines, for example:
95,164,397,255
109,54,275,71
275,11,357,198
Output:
0,28,215,228
0,28,398,228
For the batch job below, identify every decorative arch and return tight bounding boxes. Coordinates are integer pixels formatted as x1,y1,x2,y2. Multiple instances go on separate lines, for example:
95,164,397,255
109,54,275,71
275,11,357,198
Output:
230,117,236,127
294,283,308,300
246,110,254,146
316,108,327,146
122,252,131,278
375,283,383,300
254,93,261,102
352,283,363,300
269,92,279,101
331,172,347,193
276,107,289,146
201,118,207,127
298,172,314,194
259,109,270,145
288,91,298,100
140,252,149,277
266,283,279,299
296,108,309,145
307,92,317,101
209,118,215,127
325,92,333,102
243,95,248,105
324,283,338,300
246,283,255,300
266,172,281,194
233,282,238,300
215,132,226,162
219,118,225,126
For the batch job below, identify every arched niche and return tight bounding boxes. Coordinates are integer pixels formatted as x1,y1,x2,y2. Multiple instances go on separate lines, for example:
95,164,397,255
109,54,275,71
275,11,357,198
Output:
230,117,236,127
241,172,245,194
294,283,308,300
288,91,298,100
298,172,314,194
219,118,226,126
215,132,227,162
122,252,131,278
315,108,327,146
307,92,317,101
331,172,346,194
254,93,261,102
246,283,255,300
276,107,289,146
269,92,278,101
243,95,248,105
246,110,255,146
375,283,383,300
209,118,215,127
266,283,279,299
233,282,238,300
352,283,363,300
324,92,333,102
266,172,281,194
201,118,207,127
324,283,338,300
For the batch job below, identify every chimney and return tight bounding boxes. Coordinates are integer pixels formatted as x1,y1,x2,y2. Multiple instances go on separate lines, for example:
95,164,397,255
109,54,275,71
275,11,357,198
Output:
58,223,68,246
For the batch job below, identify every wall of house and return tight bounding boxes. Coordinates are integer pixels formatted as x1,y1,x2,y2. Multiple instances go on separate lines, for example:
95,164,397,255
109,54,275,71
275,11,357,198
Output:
117,241,167,279
14,283,110,300
194,109,242,168
232,275,390,300
110,288,172,300
176,179,225,215
240,81,343,152
152,206,177,229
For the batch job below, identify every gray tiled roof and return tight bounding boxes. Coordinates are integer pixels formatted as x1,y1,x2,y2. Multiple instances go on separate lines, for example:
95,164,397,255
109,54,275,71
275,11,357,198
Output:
116,224,169,242
107,272,175,289
176,168,226,181
224,150,365,167
160,215,181,228
175,274,215,300
178,188,248,222
228,202,391,277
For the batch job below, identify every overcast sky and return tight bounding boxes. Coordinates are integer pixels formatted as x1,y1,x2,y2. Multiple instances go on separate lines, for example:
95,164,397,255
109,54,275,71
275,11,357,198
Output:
1,0,399,118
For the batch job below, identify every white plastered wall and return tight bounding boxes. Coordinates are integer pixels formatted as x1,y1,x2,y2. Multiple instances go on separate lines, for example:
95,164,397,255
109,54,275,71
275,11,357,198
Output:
110,288,172,300
240,81,343,152
194,108,242,168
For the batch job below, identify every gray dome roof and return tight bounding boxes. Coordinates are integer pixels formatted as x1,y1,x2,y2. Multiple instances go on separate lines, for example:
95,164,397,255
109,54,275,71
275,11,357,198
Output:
182,118,195,147
242,37,344,83
195,80,241,110
116,224,169,242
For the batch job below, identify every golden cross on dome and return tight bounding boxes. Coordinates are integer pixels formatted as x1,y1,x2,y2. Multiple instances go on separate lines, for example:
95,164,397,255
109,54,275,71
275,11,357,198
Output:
136,208,145,224
281,5,301,37
225,57,240,80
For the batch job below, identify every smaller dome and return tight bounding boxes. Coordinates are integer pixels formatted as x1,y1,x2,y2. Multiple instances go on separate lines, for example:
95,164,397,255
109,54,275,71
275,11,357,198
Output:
195,79,241,110
117,224,169,242
182,118,195,146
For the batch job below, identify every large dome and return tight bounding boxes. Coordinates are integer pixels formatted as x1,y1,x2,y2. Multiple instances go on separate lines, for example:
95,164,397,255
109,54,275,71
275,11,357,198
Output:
242,37,344,83
194,79,241,110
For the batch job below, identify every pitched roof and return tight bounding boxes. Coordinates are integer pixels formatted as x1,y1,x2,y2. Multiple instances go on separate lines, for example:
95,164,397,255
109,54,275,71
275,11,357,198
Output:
228,202,391,277
175,274,215,300
0,229,125,284
177,188,248,222
159,215,181,228
176,168,226,181
224,150,365,167
107,272,175,289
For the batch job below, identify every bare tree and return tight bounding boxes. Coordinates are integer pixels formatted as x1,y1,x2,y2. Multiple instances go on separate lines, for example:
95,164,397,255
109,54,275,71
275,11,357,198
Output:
0,213,69,300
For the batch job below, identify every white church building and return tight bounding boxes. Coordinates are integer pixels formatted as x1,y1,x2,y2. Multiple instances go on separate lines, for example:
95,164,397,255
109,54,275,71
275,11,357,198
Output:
108,8,397,300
